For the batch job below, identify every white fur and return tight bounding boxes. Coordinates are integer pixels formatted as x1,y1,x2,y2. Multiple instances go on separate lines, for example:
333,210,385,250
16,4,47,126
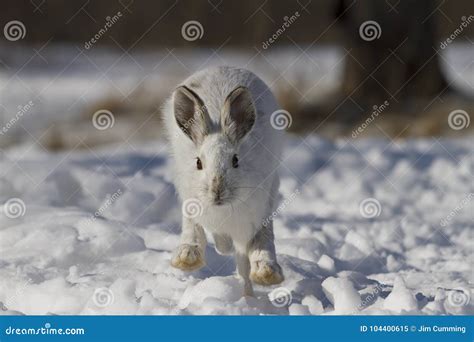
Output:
163,66,283,253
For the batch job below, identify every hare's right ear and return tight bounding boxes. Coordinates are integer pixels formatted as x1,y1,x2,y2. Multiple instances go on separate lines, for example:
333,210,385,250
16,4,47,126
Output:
173,86,211,145
221,87,256,144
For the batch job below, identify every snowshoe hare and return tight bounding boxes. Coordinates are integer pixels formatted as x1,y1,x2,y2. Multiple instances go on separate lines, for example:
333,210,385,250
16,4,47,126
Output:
163,66,284,296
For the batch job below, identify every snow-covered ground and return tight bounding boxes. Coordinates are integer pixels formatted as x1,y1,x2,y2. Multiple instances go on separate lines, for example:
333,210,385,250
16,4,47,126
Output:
0,135,472,315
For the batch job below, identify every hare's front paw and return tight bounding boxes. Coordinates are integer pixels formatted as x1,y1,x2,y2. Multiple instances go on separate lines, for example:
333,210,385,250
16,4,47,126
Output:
171,244,205,271
250,260,284,285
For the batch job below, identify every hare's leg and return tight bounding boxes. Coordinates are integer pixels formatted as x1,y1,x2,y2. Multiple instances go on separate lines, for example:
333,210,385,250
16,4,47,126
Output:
171,218,206,271
235,252,254,296
248,221,284,285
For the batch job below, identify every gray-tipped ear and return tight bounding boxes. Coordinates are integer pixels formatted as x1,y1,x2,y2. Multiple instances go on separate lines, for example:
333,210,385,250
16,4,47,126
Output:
221,86,256,144
173,85,211,144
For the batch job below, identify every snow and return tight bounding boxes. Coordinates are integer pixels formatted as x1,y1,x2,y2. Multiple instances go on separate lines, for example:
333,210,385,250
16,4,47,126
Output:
317,254,336,274
382,276,418,313
301,295,324,315
322,277,361,314
0,135,472,315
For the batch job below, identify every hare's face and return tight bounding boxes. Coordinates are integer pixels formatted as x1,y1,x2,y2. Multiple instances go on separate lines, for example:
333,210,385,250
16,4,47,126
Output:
194,135,241,206
173,85,256,207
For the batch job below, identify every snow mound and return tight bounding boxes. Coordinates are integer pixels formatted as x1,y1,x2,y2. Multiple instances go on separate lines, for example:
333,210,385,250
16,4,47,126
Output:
0,136,472,315
383,276,418,313
322,277,361,314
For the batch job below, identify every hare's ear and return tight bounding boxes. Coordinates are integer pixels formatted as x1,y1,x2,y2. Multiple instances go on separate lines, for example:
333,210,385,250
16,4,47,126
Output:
221,86,256,144
173,86,211,145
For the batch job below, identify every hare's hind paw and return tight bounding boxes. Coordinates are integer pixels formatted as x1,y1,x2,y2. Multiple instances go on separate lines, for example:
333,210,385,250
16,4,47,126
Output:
250,260,284,285
171,244,205,271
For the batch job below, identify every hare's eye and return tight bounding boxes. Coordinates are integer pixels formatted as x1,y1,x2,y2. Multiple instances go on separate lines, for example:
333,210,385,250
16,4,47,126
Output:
232,154,239,168
196,157,203,170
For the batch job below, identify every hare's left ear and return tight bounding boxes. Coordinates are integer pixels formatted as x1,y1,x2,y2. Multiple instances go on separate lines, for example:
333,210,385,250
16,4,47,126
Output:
221,86,256,144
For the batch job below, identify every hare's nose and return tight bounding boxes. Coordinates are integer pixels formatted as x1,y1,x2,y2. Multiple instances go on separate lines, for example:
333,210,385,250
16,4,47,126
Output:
211,176,224,204
212,175,223,187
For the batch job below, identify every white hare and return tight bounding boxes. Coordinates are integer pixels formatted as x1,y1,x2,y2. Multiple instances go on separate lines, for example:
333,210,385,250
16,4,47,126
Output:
163,66,284,296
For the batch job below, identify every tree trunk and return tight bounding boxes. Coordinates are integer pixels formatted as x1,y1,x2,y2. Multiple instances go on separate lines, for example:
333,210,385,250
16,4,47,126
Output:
336,0,449,116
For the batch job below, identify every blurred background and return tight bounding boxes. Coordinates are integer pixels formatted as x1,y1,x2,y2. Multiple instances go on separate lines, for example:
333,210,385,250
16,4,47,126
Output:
0,0,473,150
